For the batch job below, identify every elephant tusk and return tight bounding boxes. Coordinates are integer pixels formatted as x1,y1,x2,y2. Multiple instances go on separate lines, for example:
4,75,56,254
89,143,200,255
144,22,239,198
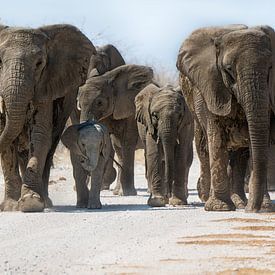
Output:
0,96,4,114
176,138,180,145
157,137,160,144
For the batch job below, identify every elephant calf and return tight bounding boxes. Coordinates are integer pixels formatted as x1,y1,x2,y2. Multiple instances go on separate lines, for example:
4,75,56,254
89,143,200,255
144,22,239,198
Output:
61,121,111,209
135,84,194,207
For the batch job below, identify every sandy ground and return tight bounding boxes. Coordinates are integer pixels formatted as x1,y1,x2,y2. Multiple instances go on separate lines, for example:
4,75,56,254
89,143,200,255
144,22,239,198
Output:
0,151,274,275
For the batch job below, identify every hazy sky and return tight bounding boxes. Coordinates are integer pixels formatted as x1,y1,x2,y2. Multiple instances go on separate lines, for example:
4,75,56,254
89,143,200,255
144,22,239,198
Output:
1,0,275,72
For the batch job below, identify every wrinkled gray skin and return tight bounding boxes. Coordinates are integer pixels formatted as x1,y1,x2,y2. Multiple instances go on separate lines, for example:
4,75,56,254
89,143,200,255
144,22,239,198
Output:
87,44,125,190
62,122,111,209
177,25,275,212
79,64,153,196
0,24,94,212
135,84,194,207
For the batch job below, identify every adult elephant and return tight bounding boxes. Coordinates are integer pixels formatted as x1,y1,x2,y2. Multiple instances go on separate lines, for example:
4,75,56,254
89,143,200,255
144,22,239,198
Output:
87,44,125,190
0,24,95,212
177,25,275,212
78,64,153,196
135,84,193,207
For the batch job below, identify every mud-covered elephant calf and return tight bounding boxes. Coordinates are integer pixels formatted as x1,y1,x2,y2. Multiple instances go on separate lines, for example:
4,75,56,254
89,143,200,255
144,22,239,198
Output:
135,84,194,207
62,121,111,209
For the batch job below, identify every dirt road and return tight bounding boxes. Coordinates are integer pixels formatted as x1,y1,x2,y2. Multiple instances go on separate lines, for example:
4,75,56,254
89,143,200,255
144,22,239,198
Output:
0,154,274,274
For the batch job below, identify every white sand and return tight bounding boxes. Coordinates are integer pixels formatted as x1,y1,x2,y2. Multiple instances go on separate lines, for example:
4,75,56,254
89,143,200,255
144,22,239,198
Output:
0,153,274,274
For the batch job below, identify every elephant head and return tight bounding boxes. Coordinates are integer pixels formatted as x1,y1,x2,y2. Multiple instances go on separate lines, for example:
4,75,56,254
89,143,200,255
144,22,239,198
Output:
61,122,111,173
135,84,191,193
177,25,275,209
0,24,95,152
78,64,153,122
88,44,125,77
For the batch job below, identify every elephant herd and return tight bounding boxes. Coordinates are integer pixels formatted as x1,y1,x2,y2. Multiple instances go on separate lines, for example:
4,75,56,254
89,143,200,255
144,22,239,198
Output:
0,23,274,213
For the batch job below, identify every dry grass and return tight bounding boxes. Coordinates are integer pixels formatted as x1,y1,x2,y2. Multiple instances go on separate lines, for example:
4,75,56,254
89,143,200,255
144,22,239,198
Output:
182,234,269,239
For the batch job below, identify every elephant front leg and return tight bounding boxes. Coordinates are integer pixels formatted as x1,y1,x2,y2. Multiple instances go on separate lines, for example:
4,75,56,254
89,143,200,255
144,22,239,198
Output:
101,144,117,190
0,144,22,211
205,120,235,211
88,158,105,209
19,103,52,212
195,120,211,202
229,148,249,209
146,134,167,207
71,151,89,208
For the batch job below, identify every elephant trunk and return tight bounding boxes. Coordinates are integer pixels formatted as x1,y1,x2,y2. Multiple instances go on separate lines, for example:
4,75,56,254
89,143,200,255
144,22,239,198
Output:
159,119,176,196
0,60,33,152
239,69,269,210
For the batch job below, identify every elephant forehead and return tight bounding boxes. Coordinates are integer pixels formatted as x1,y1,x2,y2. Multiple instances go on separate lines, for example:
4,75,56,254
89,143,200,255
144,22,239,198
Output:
79,126,102,142
1,29,47,48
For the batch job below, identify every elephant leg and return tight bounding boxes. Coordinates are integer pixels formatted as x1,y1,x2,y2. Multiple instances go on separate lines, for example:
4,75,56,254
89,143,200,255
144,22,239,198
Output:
101,144,116,190
113,143,137,196
171,131,193,206
204,120,235,211
229,148,249,209
195,120,210,202
43,95,79,207
145,133,167,207
88,158,105,209
0,144,21,211
71,151,89,208
19,103,53,212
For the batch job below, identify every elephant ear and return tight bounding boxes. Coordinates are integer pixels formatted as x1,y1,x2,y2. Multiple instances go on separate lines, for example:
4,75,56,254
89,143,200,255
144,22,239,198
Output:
61,125,87,159
35,24,96,102
256,26,275,113
102,44,125,70
96,124,111,160
177,25,247,116
135,83,160,136
106,64,154,120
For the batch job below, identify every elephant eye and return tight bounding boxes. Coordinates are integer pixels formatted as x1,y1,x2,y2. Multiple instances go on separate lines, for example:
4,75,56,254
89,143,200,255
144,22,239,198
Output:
96,99,103,107
152,112,159,120
224,64,235,82
36,60,43,69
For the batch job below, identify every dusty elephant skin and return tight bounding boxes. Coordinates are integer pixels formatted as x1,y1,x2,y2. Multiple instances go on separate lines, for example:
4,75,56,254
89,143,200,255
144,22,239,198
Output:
84,44,125,191
135,84,194,207
0,24,95,212
177,25,275,212
62,121,111,209
78,64,153,196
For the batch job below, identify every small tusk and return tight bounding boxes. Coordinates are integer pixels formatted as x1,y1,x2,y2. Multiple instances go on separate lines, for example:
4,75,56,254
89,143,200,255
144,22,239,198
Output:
157,137,160,144
176,138,180,145
0,96,4,114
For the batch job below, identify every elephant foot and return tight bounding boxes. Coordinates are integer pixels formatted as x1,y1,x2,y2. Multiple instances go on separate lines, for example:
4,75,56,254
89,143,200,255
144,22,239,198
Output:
245,195,263,213
205,196,236,211
260,194,273,212
87,199,102,209
101,183,111,191
19,185,44,212
76,200,88,208
148,195,168,207
44,196,53,208
0,198,19,211
197,177,210,202
118,187,137,196
231,193,247,209
169,196,187,206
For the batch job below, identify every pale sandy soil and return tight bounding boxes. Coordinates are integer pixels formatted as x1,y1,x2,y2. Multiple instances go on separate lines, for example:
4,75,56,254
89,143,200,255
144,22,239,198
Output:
0,150,274,275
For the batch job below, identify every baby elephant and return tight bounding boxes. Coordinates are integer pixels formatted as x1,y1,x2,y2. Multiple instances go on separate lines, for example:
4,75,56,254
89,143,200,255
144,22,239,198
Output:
135,84,194,207
61,121,111,209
